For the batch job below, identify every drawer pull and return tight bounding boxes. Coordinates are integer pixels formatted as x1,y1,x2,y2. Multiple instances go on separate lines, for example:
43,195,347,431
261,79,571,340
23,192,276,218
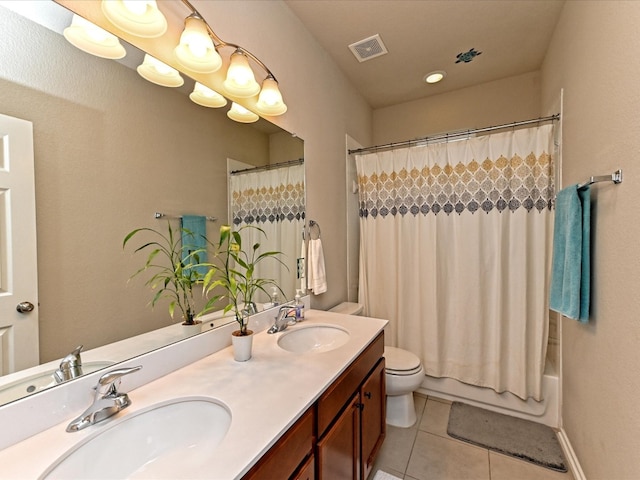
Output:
364,391,372,399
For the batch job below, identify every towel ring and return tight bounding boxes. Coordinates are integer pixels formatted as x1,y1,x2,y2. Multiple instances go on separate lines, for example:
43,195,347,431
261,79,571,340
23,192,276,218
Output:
309,220,321,240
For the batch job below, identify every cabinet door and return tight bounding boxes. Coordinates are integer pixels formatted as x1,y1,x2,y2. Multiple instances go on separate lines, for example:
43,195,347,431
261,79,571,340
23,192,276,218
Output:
317,393,361,480
361,359,386,480
293,454,315,480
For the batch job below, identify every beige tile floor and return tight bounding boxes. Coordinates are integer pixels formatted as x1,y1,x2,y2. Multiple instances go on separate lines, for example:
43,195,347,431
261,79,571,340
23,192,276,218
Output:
371,394,574,480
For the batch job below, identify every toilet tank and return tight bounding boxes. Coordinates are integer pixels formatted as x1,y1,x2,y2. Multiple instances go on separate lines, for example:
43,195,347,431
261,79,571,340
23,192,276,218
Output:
329,302,363,316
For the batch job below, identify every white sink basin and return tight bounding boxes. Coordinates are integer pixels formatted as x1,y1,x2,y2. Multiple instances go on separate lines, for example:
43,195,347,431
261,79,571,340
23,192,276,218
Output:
277,324,350,353
0,361,114,404
40,397,232,479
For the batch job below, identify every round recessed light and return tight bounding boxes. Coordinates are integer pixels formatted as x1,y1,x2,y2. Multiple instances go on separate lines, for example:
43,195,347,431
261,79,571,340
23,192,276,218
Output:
424,70,447,84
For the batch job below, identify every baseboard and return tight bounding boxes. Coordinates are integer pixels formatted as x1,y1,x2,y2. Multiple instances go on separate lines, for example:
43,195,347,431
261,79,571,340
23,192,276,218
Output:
556,428,586,480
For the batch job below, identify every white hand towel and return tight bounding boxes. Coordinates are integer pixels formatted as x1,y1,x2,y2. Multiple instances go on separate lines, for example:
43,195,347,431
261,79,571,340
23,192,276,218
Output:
307,238,327,294
299,239,307,291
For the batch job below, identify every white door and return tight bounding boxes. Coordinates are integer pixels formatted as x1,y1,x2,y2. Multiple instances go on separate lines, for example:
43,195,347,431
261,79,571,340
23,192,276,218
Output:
0,113,38,375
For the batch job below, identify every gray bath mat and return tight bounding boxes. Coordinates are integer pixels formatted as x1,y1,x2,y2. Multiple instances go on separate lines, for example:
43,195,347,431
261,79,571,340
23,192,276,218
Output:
447,401,567,472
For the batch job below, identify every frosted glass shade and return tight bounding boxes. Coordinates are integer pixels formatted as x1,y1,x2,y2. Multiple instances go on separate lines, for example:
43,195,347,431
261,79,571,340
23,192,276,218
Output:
63,14,126,59
102,0,167,38
255,76,287,116
175,15,222,73
227,103,259,123
223,51,260,98
137,54,183,87
189,83,227,108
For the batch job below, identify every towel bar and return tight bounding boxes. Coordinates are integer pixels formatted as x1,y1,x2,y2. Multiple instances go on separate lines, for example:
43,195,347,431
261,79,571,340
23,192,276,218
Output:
154,212,217,222
577,169,622,190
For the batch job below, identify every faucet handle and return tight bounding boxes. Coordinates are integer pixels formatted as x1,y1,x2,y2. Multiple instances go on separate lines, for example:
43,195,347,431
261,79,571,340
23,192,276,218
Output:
276,305,296,317
96,366,142,395
68,345,83,361
53,345,85,384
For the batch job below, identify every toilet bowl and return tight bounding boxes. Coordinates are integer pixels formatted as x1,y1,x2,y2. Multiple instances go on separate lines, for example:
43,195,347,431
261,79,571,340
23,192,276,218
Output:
329,302,425,428
384,347,424,427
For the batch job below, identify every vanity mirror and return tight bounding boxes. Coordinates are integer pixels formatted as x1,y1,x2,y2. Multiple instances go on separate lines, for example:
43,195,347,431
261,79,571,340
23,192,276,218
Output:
0,1,304,405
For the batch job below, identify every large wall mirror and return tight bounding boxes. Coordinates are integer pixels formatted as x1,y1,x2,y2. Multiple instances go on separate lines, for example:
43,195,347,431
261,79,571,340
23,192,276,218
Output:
0,1,304,406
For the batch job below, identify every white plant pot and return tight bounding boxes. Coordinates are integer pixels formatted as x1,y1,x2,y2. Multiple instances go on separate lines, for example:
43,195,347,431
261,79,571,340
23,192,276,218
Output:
181,320,202,339
231,330,254,362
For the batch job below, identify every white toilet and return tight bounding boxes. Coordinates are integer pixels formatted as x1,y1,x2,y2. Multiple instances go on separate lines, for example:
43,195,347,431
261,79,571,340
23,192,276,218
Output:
329,302,425,428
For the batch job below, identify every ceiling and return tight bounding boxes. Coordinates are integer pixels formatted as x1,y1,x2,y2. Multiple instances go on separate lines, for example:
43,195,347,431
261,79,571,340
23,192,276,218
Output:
285,0,565,109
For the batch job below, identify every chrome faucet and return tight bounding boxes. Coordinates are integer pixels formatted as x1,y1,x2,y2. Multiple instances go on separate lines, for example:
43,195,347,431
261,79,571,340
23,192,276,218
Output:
54,345,84,384
66,365,142,432
267,306,296,334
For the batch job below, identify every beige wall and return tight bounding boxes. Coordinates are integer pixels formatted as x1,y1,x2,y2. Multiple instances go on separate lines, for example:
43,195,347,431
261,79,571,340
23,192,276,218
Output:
542,2,640,478
373,71,541,144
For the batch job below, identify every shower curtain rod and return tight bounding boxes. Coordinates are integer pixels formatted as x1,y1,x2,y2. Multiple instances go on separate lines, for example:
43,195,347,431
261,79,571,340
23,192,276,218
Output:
230,157,304,175
348,114,560,155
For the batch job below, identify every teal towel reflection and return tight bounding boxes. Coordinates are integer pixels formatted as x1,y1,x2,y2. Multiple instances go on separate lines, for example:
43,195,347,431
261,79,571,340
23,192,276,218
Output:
181,215,208,278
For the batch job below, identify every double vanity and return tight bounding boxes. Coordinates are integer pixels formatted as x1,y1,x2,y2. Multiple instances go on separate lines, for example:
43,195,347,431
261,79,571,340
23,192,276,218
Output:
0,308,387,479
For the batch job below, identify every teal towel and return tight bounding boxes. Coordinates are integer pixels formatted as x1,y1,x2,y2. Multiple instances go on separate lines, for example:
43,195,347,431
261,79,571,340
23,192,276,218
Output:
549,185,590,322
181,215,208,279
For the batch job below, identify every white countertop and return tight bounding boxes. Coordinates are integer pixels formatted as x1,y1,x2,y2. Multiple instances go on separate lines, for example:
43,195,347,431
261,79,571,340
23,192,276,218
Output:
0,310,387,479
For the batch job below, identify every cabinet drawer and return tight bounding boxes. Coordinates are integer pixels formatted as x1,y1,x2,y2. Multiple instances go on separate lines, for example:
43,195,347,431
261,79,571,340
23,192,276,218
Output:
243,408,315,479
317,332,384,437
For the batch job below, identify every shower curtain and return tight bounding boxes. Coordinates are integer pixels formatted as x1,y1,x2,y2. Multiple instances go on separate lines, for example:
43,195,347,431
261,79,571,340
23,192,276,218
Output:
356,125,554,400
229,163,305,303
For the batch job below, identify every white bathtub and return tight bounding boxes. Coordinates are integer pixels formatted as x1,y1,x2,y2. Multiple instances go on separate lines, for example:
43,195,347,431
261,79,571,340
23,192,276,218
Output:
419,362,559,428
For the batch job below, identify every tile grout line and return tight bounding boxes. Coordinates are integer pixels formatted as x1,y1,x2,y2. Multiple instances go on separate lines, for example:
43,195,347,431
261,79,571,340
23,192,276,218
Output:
402,395,429,477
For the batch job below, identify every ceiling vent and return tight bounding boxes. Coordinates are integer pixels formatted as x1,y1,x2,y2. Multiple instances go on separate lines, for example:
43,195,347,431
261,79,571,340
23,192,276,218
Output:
348,34,388,62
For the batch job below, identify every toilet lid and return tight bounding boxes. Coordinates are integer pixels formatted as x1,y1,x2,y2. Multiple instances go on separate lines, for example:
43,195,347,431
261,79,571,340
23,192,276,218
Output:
384,346,422,373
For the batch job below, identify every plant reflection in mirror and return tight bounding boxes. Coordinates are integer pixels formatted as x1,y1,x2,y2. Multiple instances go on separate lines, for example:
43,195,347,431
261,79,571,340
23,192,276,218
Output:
202,225,287,336
123,221,208,326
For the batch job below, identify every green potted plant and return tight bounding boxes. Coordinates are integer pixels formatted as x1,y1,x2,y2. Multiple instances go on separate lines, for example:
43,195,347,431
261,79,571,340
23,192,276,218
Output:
123,221,208,330
202,224,286,361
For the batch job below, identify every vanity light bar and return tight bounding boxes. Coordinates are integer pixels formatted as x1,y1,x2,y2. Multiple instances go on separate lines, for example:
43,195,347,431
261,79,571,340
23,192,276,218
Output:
59,1,287,120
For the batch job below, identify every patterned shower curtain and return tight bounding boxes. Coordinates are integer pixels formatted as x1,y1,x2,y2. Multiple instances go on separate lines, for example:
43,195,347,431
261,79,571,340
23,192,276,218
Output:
229,163,305,303
356,125,555,400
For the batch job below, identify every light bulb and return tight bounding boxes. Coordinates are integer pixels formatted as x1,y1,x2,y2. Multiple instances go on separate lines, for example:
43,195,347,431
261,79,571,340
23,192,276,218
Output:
227,102,259,123
174,15,222,73
189,82,227,108
137,54,183,87
102,0,167,38
223,51,260,98
122,0,147,16
63,14,126,59
255,76,287,116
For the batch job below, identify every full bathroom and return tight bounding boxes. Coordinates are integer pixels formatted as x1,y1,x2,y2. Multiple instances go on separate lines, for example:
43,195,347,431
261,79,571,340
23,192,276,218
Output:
0,1,638,479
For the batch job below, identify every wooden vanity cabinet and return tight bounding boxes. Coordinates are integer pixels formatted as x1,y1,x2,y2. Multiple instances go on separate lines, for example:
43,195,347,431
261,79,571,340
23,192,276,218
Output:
360,359,386,479
243,408,315,480
317,332,386,480
243,332,385,480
